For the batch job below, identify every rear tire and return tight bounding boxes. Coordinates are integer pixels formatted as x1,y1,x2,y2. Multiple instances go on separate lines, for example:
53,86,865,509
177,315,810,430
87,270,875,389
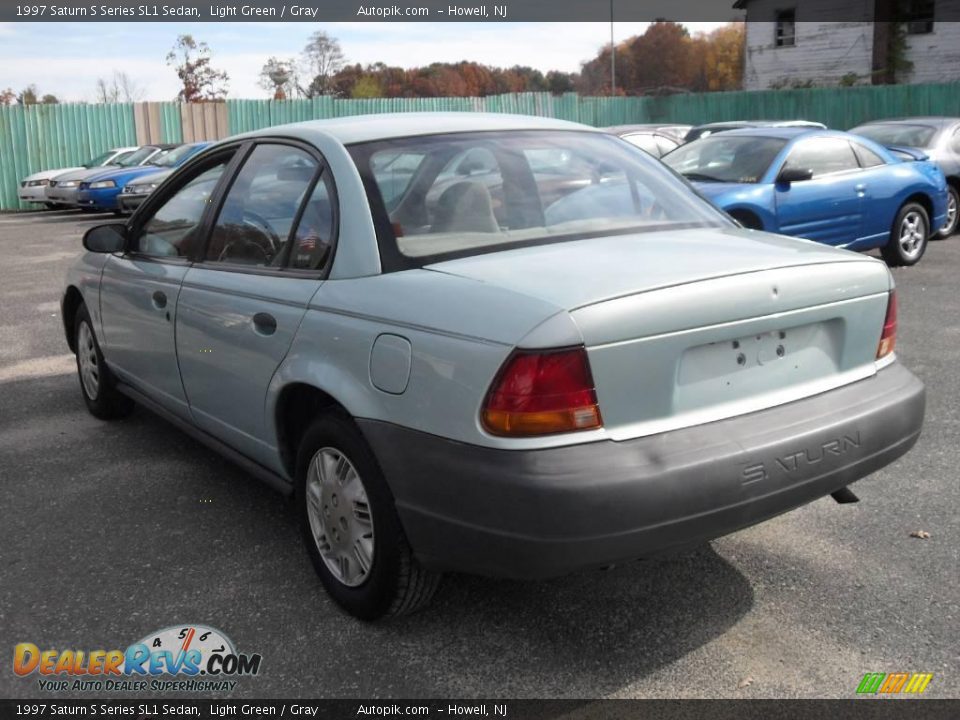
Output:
936,185,958,239
295,412,441,620
881,202,929,267
74,304,134,420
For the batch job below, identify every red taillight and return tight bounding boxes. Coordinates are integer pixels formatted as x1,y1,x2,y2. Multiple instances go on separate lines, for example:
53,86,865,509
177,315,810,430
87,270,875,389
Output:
877,290,897,359
482,347,603,437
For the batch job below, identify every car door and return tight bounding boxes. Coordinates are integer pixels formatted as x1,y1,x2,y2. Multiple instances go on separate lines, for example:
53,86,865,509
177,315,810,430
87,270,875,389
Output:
97,150,235,419
174,141,336,469
773,137,864,246
849,140,898,246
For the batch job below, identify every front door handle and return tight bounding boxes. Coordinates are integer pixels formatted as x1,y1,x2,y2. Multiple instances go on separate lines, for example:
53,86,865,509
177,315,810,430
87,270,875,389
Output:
152,290,167,309
855,183,866,193
252,312,277,336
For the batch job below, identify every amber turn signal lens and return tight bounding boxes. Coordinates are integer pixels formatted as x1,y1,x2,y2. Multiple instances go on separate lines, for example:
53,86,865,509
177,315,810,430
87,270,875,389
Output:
877,290,897,359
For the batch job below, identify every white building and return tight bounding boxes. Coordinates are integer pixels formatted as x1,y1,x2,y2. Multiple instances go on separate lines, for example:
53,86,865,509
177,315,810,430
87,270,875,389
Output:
734,0,960,89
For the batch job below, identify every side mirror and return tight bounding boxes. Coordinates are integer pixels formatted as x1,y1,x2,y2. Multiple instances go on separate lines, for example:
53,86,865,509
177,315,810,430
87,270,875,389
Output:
777,167,814,184
82,224,127,254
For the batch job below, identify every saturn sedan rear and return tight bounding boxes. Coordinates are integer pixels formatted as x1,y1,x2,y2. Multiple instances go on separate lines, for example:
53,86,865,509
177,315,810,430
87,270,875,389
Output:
62,113,925,620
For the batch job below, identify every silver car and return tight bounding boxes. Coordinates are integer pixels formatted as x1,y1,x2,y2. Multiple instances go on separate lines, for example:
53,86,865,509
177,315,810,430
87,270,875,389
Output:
63,113,925,620
46,144,175,207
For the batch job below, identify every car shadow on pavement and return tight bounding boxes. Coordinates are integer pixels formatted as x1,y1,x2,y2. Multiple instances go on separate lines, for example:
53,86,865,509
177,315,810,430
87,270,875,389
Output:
1,373,755,699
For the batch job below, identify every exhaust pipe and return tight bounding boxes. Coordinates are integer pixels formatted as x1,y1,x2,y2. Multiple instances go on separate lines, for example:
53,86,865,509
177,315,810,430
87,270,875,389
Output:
831,487,860,504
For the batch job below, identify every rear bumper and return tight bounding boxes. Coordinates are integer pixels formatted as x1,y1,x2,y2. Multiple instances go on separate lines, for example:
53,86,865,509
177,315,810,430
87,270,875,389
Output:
360,363,924,579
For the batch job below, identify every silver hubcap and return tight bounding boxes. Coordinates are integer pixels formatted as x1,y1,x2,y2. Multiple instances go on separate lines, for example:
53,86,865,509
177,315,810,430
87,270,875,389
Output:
943,192,958,234
899,211,926,259
305,448,375,587
77,321,100,399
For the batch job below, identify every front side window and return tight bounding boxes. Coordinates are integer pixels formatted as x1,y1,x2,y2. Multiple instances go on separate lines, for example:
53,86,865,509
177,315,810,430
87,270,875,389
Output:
351,130,730,264
782,138,859,178
663,135,787,184
133,159,231,258
204,144,319,267
775,9,796,47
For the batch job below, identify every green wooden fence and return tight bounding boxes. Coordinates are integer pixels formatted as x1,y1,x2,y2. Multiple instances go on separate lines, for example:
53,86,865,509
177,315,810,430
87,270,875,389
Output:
3,83,960,210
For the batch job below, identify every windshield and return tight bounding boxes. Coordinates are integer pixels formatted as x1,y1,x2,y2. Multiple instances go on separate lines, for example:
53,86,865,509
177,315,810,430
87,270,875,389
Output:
849,123,938,149
118,147,159,167
663,136,788,183
150,144,198,168
350,130,729,264
84,150,117,168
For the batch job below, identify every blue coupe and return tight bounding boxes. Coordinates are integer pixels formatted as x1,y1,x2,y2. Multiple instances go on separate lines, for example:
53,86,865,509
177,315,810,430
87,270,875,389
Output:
75,142,211,213
662,128,948,266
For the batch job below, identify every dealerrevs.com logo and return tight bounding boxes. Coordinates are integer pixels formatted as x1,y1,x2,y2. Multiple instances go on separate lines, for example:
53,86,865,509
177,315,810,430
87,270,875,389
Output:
13,625,262,693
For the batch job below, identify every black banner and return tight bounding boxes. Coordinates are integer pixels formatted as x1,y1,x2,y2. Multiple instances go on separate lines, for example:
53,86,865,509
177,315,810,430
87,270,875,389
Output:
1,700,959,720
4,0,960,23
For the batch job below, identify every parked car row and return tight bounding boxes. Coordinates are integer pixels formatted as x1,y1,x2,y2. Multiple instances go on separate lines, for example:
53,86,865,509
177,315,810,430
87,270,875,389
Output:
606,116,960,265
20,142,210,215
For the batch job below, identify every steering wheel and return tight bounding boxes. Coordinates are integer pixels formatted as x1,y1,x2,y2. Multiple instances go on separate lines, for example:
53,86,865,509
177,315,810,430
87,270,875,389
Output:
241,210,281,251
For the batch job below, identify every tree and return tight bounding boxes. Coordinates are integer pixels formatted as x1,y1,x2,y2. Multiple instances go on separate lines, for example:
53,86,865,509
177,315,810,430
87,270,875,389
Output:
0,88,15,105
299,31,345,97
166,34,229,102
17,85,38,105
258,57,297,100
351,75,382,98
95,71,145,103
41,94,59,104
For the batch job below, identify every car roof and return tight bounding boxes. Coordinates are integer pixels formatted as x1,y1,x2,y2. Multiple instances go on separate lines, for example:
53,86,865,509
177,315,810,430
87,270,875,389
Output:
697,127,849,141
854,116,958,128
605,123,688,133
693,120,826,130
235,112,601,145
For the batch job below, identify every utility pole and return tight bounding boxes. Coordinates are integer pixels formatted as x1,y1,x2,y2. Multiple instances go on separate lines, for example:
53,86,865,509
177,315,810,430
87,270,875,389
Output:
610,0,616,95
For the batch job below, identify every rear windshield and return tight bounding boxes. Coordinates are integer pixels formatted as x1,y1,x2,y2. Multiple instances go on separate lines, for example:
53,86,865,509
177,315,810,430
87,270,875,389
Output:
850,123,938,149
663,135,788,184
349,130,729,267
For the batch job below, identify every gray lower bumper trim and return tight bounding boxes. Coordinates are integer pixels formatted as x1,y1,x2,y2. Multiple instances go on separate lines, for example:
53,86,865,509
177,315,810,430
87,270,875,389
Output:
360,363,925,579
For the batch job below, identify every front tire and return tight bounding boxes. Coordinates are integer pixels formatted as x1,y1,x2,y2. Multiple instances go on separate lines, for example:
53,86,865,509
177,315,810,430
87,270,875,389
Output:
937,185,958,239
295,413,441,620
882,202,929,267
74,304,134,420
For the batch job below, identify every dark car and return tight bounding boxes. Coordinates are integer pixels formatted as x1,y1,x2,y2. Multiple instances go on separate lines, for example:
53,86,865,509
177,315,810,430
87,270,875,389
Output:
849,117,960,237
685,120,826,143
605,124,688,158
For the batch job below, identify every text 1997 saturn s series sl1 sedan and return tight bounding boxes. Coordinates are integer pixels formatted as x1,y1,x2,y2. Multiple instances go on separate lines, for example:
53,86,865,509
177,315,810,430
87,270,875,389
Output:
62,113,925,620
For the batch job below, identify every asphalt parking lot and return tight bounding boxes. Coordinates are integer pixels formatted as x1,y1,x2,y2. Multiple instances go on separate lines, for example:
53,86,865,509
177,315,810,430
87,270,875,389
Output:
0,209,957,700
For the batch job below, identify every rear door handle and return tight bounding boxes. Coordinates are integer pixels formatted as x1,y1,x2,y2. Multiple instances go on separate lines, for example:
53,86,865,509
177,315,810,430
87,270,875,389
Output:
855,183,866,192
252,312,277,336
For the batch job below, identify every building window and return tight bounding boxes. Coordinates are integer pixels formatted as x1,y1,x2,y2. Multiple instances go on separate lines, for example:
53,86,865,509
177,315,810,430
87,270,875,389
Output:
905,0,934,34
775,9,796,47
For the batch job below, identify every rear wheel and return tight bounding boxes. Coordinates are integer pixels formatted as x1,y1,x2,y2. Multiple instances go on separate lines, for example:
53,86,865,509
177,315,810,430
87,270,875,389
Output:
882,202,929,266
296,412,441,620
74,304,134,420
937,185,958,238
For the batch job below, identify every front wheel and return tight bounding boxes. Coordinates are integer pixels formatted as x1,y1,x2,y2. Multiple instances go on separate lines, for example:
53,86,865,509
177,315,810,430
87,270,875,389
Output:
937,185,958,239
74,304,134,420
295,413,441,620
881,202,929,267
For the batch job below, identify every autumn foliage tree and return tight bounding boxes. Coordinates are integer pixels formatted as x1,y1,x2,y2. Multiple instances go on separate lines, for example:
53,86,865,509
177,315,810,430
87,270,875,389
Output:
167,34,229,102
579,21,744,95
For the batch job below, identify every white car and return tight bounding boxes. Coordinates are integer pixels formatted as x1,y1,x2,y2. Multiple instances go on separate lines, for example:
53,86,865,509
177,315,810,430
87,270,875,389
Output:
18,147,138,208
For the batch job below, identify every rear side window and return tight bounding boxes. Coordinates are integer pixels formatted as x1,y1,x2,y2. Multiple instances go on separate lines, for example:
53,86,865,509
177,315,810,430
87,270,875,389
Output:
852,143,886,168
783,138,859,177
204,144,318,267
288,174,336,271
